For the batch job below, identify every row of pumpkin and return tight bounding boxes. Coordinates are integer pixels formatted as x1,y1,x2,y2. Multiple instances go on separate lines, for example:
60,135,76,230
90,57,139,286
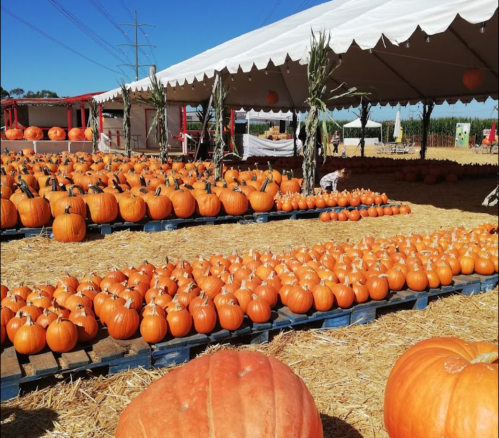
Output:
4,126,93,141
1,222,497,355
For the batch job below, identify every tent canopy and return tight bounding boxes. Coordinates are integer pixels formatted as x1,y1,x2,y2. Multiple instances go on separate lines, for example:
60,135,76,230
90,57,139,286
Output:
343,117,382,128
236,110,297,122
94,0,498,112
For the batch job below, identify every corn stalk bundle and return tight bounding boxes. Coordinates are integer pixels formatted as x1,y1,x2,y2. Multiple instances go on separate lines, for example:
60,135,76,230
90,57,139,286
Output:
212,79,228,182
303,30,364,195
139,74,168,163
90,99,99,154
120,80,131,158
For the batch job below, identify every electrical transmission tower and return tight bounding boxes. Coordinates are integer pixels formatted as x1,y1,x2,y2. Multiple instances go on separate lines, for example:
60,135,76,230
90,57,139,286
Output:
118,11,155,81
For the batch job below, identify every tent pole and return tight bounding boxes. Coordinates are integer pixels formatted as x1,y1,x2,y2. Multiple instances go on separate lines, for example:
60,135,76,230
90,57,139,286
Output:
420,99,435,160
359,102,370,158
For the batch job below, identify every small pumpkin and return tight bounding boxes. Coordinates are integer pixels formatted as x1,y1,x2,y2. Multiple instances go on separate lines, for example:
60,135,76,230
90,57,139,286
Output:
53,205,87,242
140,306,168,343
46,316,78,353
107,298,139,340
13,315,46,355
68,128,86,141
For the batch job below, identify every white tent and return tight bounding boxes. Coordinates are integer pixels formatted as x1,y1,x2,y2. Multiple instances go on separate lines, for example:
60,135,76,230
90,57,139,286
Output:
94,0,498,113
235,110,302,159
342,117,383,146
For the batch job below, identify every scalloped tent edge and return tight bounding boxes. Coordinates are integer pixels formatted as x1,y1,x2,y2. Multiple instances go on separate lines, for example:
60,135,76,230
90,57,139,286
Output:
93,0,498,112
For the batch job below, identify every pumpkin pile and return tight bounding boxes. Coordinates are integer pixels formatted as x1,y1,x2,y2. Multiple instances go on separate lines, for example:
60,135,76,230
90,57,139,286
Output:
1,151,401,241
1,223,497,355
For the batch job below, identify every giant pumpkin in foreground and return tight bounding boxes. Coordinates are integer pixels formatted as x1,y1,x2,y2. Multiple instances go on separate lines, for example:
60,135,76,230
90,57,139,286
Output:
115,350,323,438
384,337,498,438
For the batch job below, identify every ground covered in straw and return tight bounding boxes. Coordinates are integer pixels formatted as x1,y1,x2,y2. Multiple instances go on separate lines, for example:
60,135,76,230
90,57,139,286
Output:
1,147,498,437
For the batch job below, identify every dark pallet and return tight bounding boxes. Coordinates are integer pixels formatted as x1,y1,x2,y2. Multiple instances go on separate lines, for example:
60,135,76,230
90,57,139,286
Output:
1,329,150,401
0,204,397,240
2,273,495,401
350,275,483,325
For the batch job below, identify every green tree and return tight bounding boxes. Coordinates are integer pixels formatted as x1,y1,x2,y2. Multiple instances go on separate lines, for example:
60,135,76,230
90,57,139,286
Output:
9,88,24,97
1,87,10,99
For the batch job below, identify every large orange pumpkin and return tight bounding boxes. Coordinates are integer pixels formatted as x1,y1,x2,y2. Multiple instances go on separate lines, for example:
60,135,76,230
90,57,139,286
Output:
48,127,67,140
115,350,323,438
68,128,85,141
24,126,44,140
5,129,24,140
384,337,498,438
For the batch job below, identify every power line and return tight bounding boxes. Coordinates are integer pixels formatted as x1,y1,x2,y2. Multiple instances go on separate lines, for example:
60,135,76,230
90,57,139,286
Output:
118,11,155,81
47,0,128,65
89,0,149,77
1,5,126,76
118,0,158,67
261,0,284,26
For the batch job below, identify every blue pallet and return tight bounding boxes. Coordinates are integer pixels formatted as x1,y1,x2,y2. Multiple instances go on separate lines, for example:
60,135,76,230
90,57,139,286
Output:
1,204,398,240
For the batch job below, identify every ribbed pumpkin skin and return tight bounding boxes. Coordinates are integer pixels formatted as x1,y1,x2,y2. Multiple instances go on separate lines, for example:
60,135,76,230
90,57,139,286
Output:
384,337,498,438
115,350,323,438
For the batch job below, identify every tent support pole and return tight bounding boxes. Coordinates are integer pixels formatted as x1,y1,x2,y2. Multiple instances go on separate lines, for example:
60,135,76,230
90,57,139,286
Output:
359,102,371,158
420,99,435,160
194,74,219,161
292,109,298,156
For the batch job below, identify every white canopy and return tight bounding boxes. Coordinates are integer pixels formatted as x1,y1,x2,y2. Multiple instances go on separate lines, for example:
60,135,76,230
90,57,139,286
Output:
235,110,297,122
343,117,382,128
94,0,498,111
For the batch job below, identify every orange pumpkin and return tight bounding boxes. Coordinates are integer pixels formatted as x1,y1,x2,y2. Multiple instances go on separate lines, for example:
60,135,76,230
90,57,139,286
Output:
68,128,85,141
5,129,24,140
84,127,93,141
24,126,44,140
385,337,498,438
115,350,323,438
48,127,66,140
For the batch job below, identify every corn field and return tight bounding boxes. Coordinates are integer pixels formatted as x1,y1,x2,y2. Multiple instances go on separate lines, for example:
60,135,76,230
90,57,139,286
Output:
187,117,496,147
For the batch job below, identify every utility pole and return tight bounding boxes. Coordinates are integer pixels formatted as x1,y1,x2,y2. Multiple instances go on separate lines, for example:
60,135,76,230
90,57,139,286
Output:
118,11,155,81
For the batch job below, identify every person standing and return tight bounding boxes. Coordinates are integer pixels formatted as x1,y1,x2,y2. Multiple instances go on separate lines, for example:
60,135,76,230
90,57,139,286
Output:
332,131,341,157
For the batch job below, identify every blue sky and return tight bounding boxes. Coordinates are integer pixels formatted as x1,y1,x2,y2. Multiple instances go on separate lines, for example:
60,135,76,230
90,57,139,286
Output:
1,0,497,121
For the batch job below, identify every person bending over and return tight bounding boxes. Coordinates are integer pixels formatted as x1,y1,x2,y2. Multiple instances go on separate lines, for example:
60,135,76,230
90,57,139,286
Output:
320,168,350,193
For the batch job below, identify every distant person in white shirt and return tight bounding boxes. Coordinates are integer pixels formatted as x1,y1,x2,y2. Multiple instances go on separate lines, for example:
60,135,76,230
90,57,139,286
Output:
332,131,341,157
320,168,351,193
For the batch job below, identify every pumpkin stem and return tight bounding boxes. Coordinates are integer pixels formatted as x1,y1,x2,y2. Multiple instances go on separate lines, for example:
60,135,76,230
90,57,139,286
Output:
64,205,72,215
471,352,499,364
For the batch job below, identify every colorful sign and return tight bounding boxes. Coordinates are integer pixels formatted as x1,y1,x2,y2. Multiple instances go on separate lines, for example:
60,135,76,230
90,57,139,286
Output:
455,123,471,148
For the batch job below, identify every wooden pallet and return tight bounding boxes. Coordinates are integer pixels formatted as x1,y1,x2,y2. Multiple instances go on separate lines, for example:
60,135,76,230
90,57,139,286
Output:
1,329,150,401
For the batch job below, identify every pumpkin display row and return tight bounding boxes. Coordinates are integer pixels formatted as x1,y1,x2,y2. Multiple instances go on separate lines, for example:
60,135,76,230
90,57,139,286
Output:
1,222,497,355
4,127,93,142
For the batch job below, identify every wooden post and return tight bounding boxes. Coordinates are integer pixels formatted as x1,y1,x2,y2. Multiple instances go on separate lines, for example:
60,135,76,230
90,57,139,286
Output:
13,103,18,129
80,102,86,128
67,104,72,131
